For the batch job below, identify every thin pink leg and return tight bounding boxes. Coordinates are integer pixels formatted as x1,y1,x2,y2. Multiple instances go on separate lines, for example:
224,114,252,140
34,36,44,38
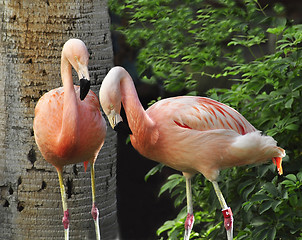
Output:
57,169,69,240
91,163,101,240
212,181,233,240
183,174,194,240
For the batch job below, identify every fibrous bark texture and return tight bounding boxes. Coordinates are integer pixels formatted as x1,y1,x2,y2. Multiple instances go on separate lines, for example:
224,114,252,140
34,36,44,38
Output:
0,0,118,239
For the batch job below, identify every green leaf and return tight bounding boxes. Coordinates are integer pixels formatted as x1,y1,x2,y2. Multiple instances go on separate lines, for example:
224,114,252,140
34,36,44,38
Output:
238,179,254,193
267,26,285,35
262,182,279,197
251,217,267,227
158,174,183,197
242,184,256,200
125,4,134,9
144,163,164,181
297,172,302,182
285,98,294,108
243,201,253,212
285,124,299,131
256,228,269,240
271,200,282,211
251,193,271,202
289,194,298,207
157,220,175,235
258,164,271,178
269,98,284,107
286,174,297,182
292,78,302,91
281,179,296,187
259,200,273,214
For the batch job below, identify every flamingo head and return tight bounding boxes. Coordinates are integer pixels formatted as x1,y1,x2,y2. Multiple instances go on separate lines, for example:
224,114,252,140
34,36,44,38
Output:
62,38,90,100
99,89,123,130
99,67,133,135
100,100,132,134
99,67,123,129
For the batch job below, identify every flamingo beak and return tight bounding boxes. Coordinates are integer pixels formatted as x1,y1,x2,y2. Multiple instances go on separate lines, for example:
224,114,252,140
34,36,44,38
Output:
107,110,132,135
107,110,123,129
80,78,90,101
114,121,133,135
76,57,90,101
272,157,283,175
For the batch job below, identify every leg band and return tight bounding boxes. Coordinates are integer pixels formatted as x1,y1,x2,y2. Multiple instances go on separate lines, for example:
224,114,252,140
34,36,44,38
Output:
222,207,233,230
62,209,70,229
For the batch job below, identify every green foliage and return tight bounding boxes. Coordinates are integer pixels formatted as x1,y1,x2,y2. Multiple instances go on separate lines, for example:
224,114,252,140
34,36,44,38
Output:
110,0,302,239
110,0,273,93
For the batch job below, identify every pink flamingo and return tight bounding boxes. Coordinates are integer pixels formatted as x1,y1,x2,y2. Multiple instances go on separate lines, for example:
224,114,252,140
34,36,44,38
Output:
99,66,285,240
33,39,106,240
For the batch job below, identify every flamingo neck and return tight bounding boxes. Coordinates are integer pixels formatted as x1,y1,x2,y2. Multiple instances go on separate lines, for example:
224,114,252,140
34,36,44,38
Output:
57,55,78,151
120,75,153,137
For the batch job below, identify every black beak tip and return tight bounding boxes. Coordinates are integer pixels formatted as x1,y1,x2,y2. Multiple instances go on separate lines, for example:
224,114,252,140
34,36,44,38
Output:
114,121,133,135
80,78,91,101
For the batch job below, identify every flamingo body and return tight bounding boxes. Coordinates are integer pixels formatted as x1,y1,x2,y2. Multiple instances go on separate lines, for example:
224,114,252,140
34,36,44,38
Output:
131,96,284,180
33,39,105,240
100,66,285,240
34,86,106,169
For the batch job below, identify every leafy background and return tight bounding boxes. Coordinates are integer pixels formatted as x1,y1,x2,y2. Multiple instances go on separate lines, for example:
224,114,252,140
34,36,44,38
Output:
109,0,302,239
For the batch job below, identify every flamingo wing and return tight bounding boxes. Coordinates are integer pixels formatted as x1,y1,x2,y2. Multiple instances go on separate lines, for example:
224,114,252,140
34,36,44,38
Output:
148,96,256,135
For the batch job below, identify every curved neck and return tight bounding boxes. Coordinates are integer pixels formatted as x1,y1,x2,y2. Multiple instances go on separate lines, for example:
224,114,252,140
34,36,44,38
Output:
61,55,75,93
119,71,153,136
58,54,78,147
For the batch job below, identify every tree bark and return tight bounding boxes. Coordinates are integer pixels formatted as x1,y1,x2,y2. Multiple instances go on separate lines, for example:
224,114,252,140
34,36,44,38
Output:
0,0,118,239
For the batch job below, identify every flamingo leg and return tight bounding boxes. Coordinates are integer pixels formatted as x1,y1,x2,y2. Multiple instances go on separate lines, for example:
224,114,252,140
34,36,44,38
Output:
57,169,69,240
212,181,233,240
90,163,101,240
184,175,194,240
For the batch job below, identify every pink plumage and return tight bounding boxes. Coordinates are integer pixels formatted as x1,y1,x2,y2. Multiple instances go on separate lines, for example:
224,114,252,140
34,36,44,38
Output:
34,39,105,239
136,96,284,180
99,66,285,240
100,67,284,180
34,86,106,169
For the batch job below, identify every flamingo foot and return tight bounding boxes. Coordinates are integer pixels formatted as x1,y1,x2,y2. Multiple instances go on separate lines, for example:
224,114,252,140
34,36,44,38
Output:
91,203,101,240
184,213,194,240
222,207,233,240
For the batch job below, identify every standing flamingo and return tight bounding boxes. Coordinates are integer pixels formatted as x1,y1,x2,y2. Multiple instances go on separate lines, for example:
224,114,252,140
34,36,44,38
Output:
99,66,285,240
33,39,106,240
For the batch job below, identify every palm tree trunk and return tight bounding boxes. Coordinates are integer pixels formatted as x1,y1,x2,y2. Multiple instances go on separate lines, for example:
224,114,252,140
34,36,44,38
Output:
0,1,118,239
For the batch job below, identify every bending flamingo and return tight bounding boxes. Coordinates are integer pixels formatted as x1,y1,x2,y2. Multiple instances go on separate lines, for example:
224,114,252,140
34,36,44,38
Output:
33,39,106,240
99,66,285,240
